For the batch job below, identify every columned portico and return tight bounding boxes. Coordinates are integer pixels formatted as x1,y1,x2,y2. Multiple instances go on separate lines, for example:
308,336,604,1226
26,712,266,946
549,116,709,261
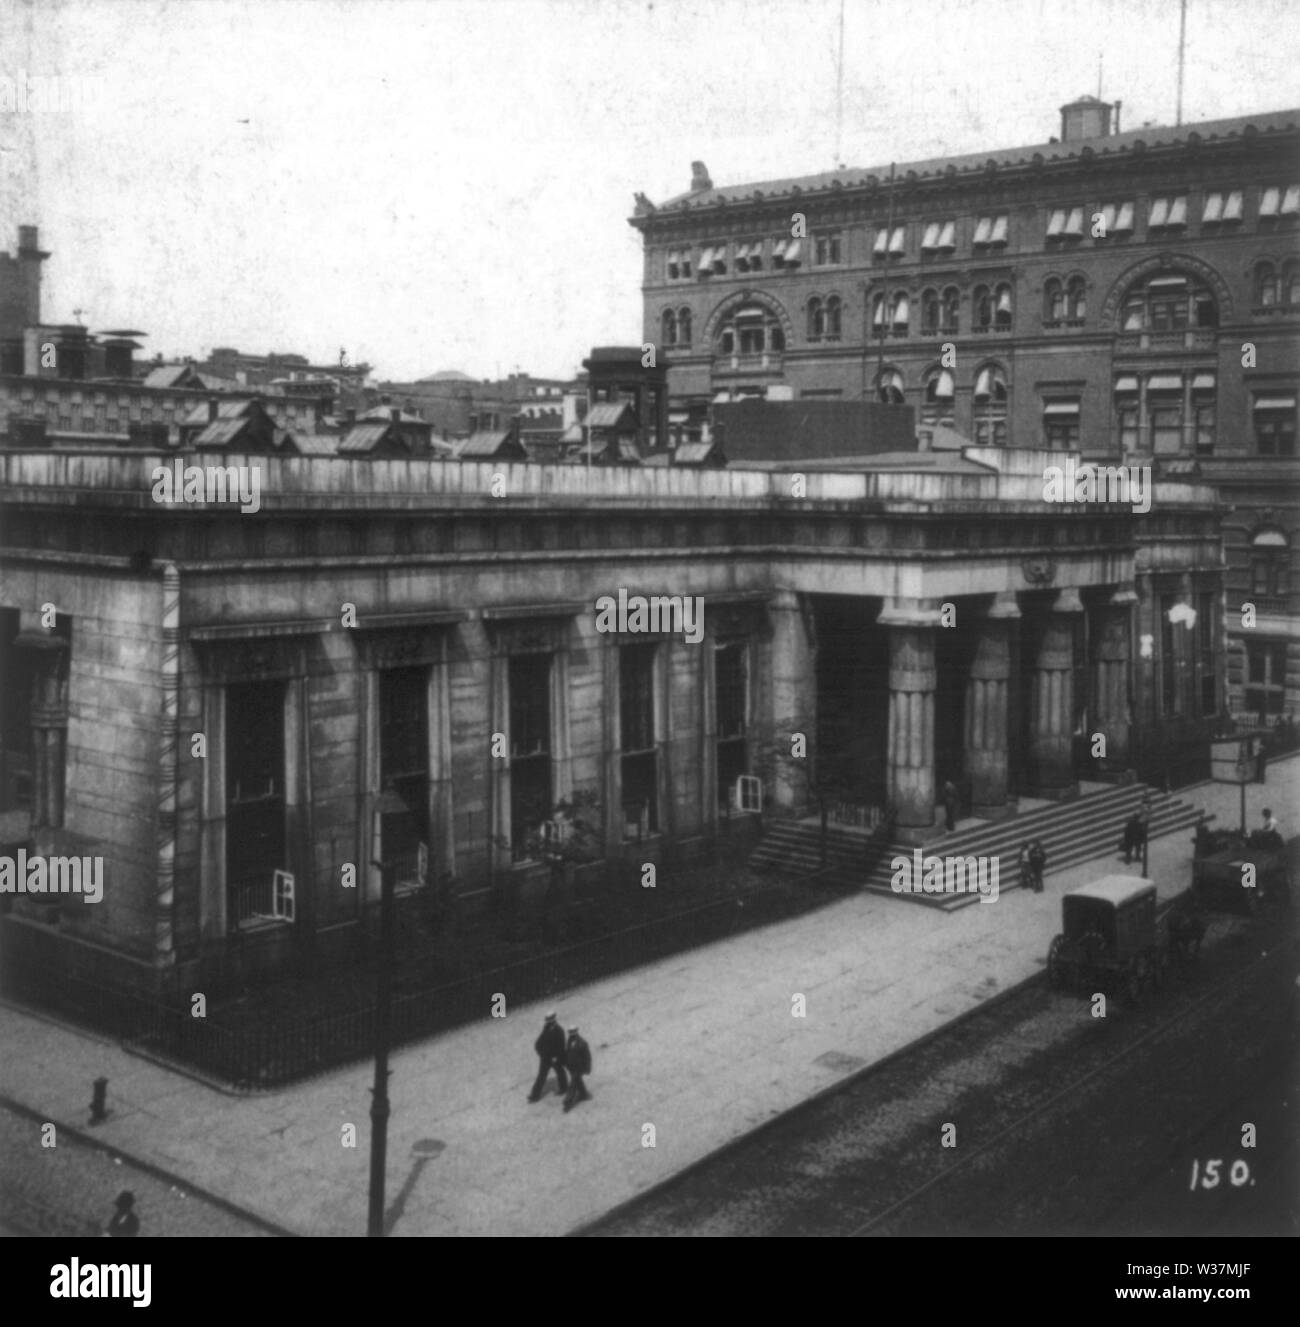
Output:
879,598,941,842
1026,587,1083,798
965,592,1018,819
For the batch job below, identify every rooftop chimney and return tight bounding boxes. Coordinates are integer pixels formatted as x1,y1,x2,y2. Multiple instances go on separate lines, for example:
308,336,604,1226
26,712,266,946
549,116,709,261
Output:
690,161,713,193
1059,95,1114,143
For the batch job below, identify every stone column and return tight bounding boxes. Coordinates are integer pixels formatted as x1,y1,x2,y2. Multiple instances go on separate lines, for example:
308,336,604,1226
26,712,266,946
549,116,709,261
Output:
965,593,1018,819
1026,588,1083,798
1093,586,1136,770
880,599,940,840
768,590,815,813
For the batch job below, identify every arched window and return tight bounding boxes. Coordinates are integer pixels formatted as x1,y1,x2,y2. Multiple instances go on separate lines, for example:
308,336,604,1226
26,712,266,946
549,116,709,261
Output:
661,309,677,345
1066,277,1087,321
1256,261,1277,306
972,364,1008,445
1045,278,1065,322
941,286,960,334
890,291,910,334
678,307,692,345
1251,528,1290,598
922,367,955,423
921,288,940,335
1284,260,1300,306
826,296,842,338
876,368,905,404
714,303,785,358
807,297,824,340
973,284,992,330
1120,271,1219,330
994,283,1013,329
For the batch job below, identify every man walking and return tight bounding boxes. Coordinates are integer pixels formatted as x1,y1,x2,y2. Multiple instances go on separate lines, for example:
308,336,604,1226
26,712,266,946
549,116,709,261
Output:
528,1011,568,1104
106,1191,138,1237
562,1026,592,1113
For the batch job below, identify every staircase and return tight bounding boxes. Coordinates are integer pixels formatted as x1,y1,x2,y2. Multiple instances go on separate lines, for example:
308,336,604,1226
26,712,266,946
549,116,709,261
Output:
748,783,1211,911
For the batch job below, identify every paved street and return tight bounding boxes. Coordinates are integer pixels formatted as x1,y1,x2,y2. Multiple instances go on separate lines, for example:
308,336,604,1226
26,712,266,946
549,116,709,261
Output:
1,757,1296,1237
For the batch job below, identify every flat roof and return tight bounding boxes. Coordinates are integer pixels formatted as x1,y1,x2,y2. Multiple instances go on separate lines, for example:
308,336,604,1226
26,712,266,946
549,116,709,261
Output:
1065,875,1157,905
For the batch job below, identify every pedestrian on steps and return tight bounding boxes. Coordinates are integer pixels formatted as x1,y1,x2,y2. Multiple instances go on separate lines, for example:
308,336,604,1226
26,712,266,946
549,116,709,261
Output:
942,780,959,834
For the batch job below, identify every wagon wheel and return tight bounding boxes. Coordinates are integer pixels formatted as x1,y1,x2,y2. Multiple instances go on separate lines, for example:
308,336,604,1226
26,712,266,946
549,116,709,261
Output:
1077,929,1106,994
1047,935,1067,990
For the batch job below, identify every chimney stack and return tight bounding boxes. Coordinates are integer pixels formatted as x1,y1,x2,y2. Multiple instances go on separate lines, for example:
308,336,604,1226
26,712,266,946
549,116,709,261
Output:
1059,96,1114,143
690,161,713,193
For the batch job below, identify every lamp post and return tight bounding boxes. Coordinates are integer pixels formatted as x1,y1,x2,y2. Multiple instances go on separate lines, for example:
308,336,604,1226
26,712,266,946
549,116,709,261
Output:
367,794,405,1238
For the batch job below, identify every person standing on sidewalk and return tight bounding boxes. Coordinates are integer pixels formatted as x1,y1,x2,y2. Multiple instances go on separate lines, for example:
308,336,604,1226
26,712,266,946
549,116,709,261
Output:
528,1011,568,1103
1021,838,1047,893
562,1027,592,1113
106,1191,138,1237
941,780,959,833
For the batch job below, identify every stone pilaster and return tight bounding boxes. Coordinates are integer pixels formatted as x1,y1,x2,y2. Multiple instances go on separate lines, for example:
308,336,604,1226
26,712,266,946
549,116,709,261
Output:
768,590,814,812
965,592,1018,819
1093,586,1136,770
1026,588,1082,798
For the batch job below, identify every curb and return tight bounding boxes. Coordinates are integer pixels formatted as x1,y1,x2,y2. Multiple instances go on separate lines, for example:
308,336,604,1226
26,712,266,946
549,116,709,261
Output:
0,1091,298,1238
567,963,1047,1237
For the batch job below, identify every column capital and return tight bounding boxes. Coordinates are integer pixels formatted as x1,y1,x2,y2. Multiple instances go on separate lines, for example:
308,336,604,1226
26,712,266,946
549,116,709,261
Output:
876,597,945,628
1050,588,1085,615
1107,583,1139,607
985,591,1022,621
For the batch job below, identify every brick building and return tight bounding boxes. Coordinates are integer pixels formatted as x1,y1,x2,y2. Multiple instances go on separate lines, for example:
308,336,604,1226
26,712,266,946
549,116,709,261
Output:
631,99,1300,720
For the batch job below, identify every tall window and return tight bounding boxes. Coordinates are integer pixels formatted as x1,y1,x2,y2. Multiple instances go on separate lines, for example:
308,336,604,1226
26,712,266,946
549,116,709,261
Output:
1147,195,1189,232
716,304,785,356
1115,378,1140,452
876,368,905,404
1045,278,1066,323
974,284,993,330
379,666,429,883
1042,398,1080,448
972,365,1007,445
923,368,955,425
0,611,33,814
715,642,748,809
890,291,910,335
1066,277,1086,322
825,295,842,338
940,286,959,334
226,681,287,926
620,644,657,838
1244,642,1288,719
677,307,692,345
807,297,824,340
509,654,552,857
921,288,940,335
814,233,843,265
1254,394,1297,456
661,309,678,345
1147,378,1183,454
1251,529,1290,599
1256,261,1277,307
1120,273,1218,331
1192,373,1216,454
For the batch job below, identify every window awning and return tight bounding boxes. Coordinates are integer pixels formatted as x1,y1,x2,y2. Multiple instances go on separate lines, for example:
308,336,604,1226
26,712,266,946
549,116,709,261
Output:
972,216,992,244
1148,374,1183,392
733,307,766,320
1114,201,1134,231
879,369,904,392
733,243,749,262
932,369,955,398
783,239,801,263
772,238,788,259
1283,184,1300,215
1253,529,1288,546
921,222,940,249
698,246,713,269
937,220,955,248
1046,208,1066,236
990,214,1008,243
1202,193,1223,222
1149,197,1169,227
1114,375,1139,393
888,226,906,253
1191,372,1216,391
712,391,732,404
1260,186,1280,216
1167,196,1188,225
1063,206,1083,235
1223,190,1243,220
892,295,910,322
1254,394,1296,410
872,298,886,326
996,287,1012,314
873,228,888,254
1043,400,1079,416
1148,276,1187,290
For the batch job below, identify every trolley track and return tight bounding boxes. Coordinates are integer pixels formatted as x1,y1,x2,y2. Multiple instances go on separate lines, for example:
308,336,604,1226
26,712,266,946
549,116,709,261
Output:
583,910,1297,1237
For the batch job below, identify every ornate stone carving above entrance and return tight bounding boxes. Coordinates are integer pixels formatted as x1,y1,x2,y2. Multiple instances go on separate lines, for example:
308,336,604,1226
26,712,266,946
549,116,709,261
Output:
1021,556,1056,586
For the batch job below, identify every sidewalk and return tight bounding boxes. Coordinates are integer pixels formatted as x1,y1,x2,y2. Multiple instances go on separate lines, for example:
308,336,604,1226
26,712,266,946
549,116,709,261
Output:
2,757,1296,1237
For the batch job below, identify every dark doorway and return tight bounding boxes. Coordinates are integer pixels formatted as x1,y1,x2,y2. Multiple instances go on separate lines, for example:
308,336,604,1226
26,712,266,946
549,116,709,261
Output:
812,596,888,807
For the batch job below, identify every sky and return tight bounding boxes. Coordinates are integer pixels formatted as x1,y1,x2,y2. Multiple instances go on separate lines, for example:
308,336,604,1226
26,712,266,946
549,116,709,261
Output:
2,0,1298,381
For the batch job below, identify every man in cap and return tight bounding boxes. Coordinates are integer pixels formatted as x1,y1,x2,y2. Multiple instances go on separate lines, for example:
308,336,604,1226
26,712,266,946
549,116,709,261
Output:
562,1026,592,1113
528,1010,568,1103
106,1190,139,1237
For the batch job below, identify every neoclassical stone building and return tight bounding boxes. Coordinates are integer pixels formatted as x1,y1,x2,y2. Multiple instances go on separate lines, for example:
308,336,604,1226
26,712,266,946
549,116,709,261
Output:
631,98,1300,720
0,446,1221,991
